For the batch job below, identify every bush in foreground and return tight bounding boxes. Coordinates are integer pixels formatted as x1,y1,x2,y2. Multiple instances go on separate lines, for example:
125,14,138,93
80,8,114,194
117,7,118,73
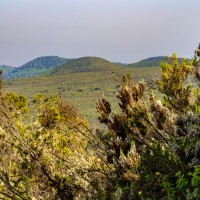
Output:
96,46,200,199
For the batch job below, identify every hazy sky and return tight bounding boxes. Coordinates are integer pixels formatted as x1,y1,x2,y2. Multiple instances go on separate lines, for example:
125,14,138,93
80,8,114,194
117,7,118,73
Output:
1,0,200,66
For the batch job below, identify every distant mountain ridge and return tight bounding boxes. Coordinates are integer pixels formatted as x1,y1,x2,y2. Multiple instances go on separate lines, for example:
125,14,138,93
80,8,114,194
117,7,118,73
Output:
19,56,72,70
0,65,15,79
1,55,190,79
5,56,73,79
128,56,189,67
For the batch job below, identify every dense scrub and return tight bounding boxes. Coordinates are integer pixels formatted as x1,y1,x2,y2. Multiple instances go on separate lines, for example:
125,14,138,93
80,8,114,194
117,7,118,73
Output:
0,45,200,199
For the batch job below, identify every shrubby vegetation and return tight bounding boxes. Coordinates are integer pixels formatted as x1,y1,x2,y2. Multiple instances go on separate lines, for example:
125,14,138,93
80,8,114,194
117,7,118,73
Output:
0,45,200,199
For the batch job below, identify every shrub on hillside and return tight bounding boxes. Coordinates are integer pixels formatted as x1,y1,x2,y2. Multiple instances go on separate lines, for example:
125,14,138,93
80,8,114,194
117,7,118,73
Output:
95,46,200,199
0,85,101,199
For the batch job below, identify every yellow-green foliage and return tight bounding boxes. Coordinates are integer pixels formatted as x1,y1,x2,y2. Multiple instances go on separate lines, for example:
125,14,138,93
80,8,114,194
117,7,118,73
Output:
0,88,101,199
5,92,28,116
94,48,200,199
158,53,194,111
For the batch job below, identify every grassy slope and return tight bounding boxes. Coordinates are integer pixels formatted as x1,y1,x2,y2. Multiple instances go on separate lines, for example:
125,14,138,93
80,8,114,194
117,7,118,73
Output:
5,66,160,124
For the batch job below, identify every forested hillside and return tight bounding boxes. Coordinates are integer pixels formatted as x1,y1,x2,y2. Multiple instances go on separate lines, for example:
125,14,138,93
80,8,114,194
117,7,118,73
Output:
4,56,73,79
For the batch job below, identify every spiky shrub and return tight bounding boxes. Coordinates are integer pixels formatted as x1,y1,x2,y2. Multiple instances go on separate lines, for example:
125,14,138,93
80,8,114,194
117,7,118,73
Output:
96,47,200,199
0,76,102,199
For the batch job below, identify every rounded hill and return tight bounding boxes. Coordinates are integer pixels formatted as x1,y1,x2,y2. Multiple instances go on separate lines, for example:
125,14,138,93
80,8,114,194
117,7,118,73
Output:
4,56,73,79
48,56,122,75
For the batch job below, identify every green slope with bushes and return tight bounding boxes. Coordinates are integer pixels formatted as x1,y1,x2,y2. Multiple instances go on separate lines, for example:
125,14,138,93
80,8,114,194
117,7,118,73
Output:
5,65,160,121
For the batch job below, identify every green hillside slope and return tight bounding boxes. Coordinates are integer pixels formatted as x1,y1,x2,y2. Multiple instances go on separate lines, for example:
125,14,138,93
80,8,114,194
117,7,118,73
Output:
48,56,122,75
5,66,160,121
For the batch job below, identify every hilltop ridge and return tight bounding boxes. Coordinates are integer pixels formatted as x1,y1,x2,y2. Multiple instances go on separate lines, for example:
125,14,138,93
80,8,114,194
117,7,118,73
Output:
48,56,122,75
127,56,188,67
1,55,189,79
4,56,73,79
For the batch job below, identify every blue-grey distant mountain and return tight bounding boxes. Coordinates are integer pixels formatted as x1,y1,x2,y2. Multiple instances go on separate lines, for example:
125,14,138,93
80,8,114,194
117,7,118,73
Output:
5,56,73,79
113,62,128,66
0,65,15,79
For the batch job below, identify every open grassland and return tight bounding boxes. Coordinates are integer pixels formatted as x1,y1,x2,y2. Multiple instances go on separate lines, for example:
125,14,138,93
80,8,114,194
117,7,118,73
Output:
5,66,160,123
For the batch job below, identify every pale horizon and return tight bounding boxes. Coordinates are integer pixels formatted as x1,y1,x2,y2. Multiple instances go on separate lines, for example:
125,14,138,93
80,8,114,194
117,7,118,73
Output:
1,0,200,66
